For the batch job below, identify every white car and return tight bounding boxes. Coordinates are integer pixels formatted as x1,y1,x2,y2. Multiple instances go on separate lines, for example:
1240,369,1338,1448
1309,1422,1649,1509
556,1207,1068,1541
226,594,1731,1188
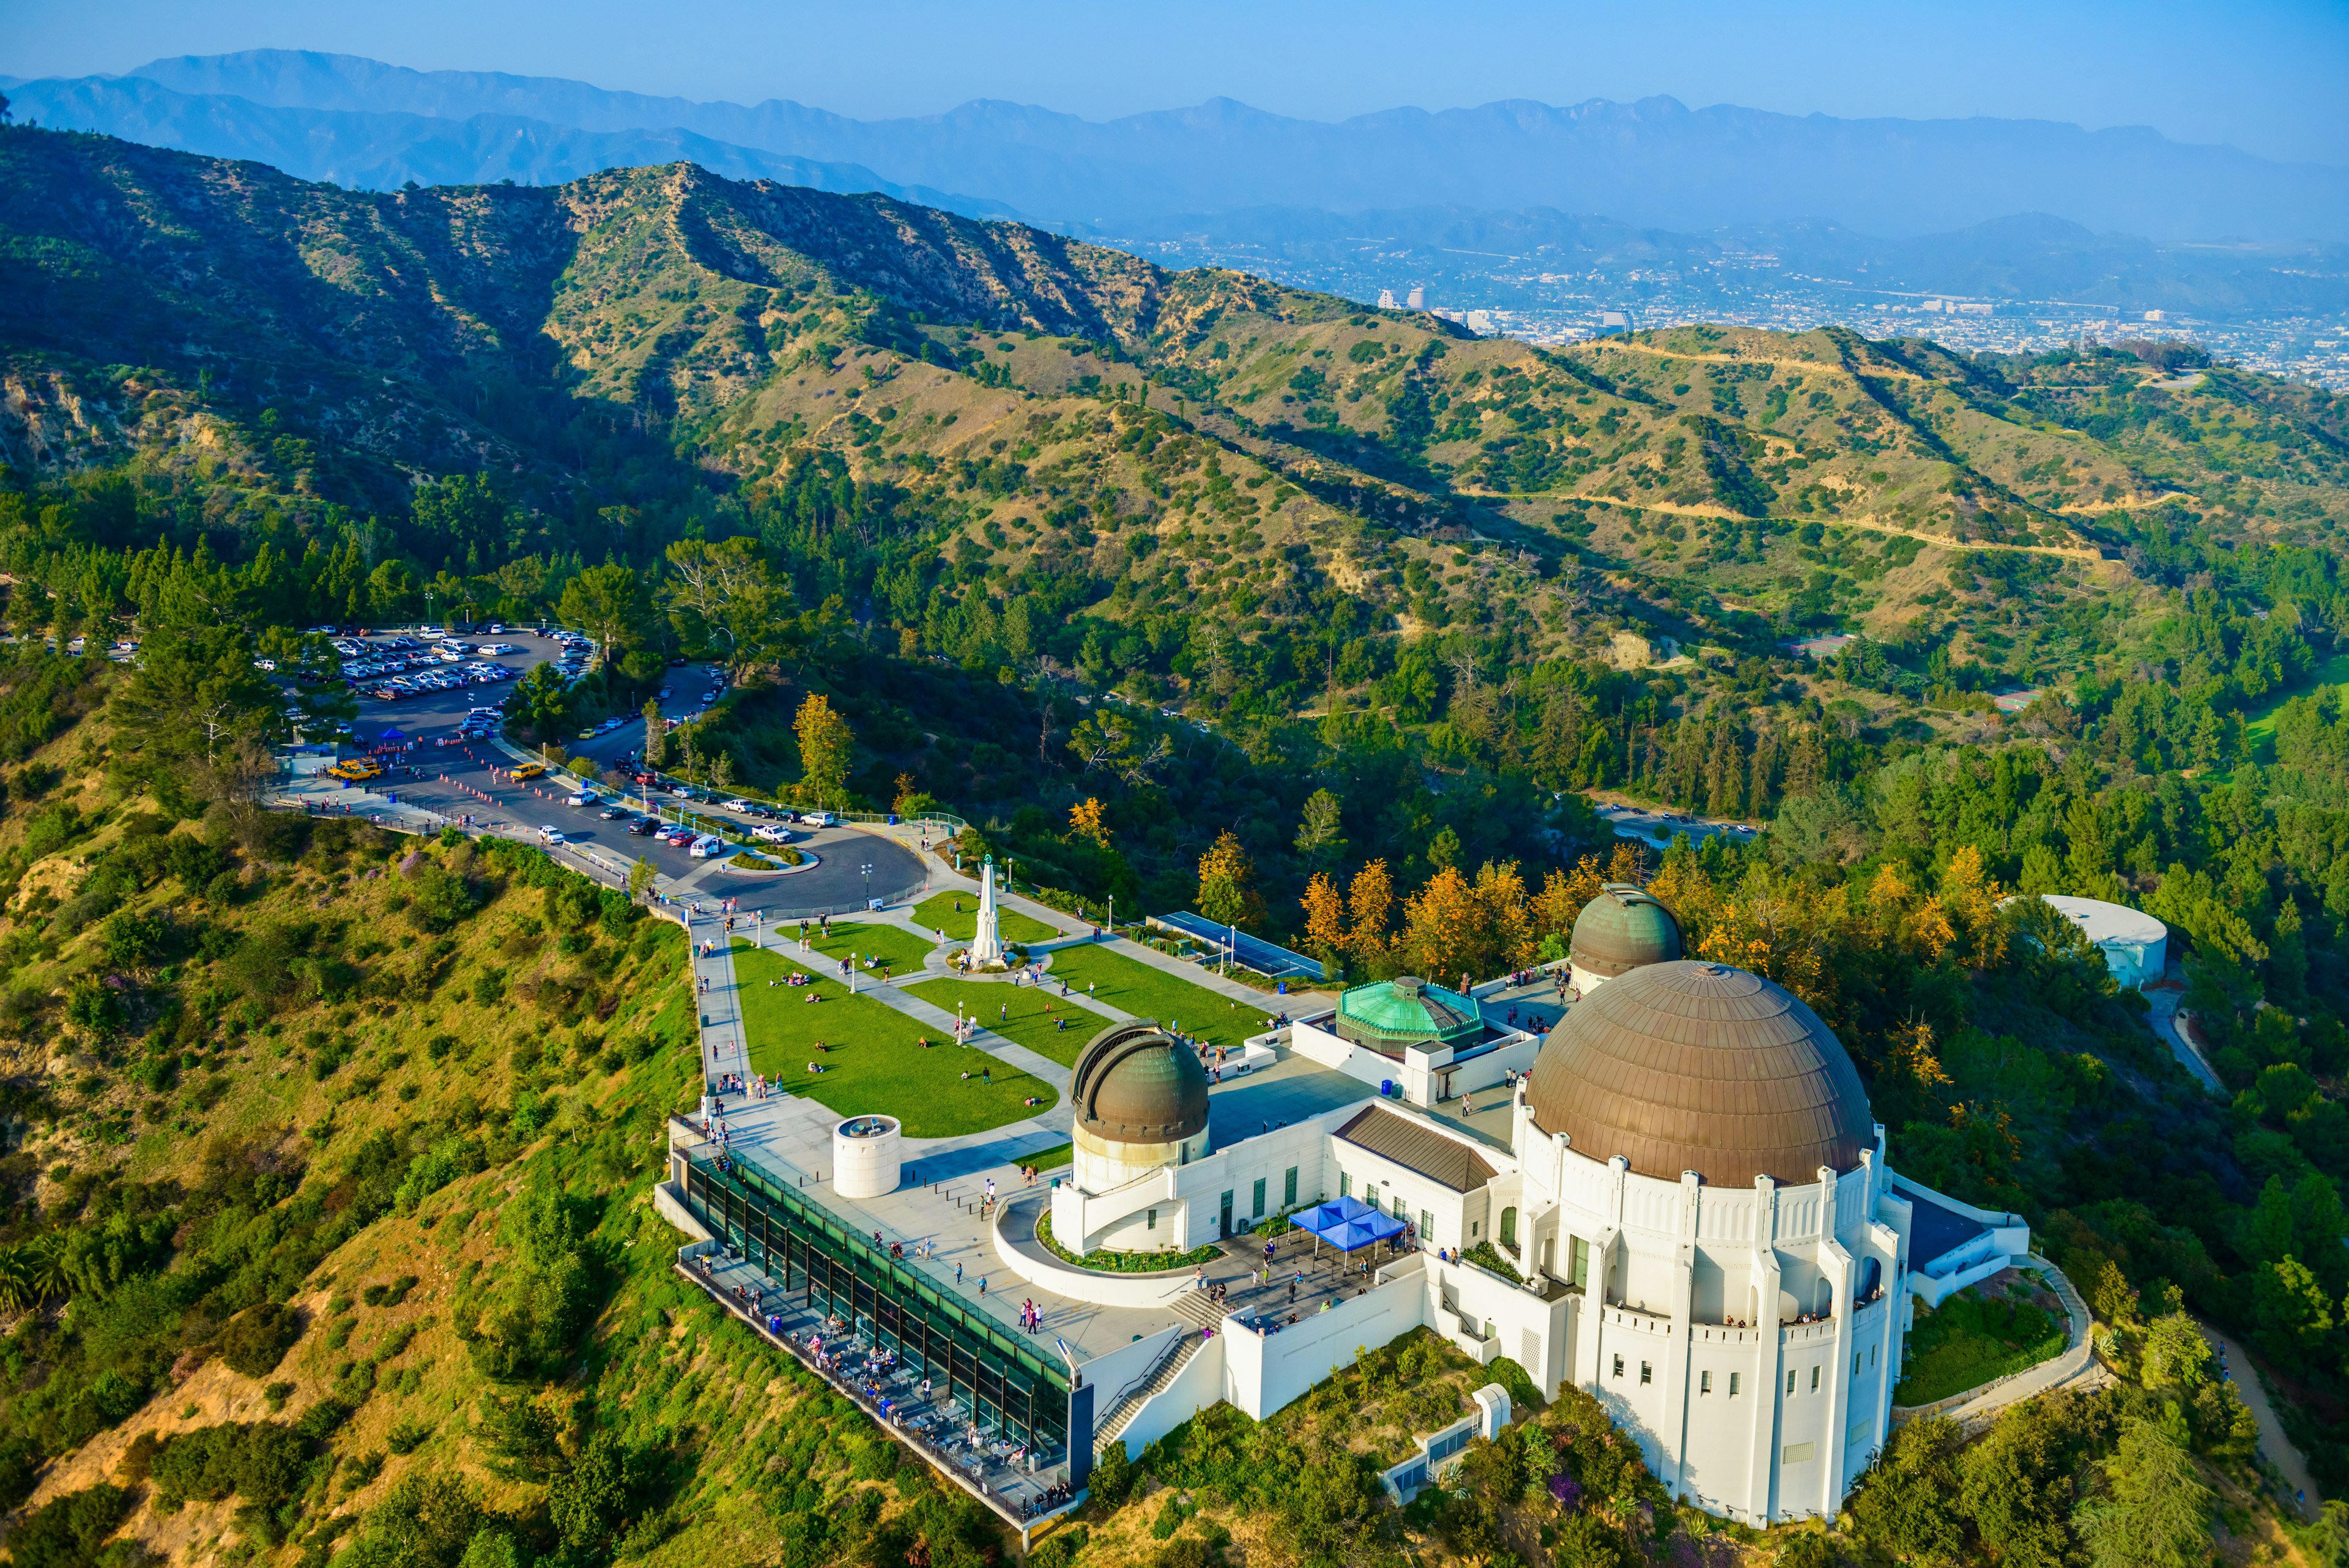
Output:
719,798,754,812
688,834,726,858
566,789,598,807
752,823,792,843
798,811,839,828
537,826,566,845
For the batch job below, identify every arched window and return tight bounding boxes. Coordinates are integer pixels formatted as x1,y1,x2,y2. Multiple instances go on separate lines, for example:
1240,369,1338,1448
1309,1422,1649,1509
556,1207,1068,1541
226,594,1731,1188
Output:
1499,1207,1518,1249
1857,1257,1882,1301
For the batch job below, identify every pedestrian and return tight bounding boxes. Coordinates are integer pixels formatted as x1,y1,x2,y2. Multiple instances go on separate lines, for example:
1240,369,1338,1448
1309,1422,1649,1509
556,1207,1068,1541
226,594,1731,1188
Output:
956,1262,963,1284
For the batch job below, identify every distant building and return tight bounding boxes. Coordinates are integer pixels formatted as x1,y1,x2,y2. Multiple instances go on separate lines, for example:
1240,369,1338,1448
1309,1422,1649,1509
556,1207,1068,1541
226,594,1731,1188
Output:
1377,289,1398,310
2143,310,2167,322
1406,285,1426,310
1464,310,1496,335
1598,311,1631,335
2039,896,2168,989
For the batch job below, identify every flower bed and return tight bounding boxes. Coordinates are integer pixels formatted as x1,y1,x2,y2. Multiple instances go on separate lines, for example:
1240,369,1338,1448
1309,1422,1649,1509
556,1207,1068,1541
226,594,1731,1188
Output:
1036,1212,1220,1274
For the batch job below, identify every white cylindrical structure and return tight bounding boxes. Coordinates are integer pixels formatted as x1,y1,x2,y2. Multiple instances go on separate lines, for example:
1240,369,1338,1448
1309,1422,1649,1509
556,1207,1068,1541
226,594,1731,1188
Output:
833,1115,902,1198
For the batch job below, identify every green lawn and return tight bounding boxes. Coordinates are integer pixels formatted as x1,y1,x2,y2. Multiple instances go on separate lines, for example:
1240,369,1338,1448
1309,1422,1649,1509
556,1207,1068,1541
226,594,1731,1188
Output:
1042,943,1271,1053
729,940,1054,1137
771,920,941,977
2241,649,2349,767
901,976,1109,1067
911,891,1067,945
1894,1287,2066,1405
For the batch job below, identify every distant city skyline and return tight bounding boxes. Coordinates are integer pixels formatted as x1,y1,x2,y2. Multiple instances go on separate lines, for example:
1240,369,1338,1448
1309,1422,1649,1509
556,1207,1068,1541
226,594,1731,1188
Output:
6,0,2347,168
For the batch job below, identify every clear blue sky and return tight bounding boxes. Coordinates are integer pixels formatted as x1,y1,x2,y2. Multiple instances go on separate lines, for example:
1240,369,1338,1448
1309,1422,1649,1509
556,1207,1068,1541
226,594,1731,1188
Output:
7,0,2345,166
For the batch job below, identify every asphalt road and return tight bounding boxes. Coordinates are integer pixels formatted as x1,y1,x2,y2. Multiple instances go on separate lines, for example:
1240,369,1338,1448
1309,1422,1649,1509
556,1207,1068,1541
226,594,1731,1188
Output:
338,631,926,915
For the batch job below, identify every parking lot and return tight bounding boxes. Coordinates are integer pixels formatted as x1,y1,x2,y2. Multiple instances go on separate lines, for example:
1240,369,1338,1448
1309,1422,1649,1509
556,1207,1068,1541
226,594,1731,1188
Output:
322,630,925,914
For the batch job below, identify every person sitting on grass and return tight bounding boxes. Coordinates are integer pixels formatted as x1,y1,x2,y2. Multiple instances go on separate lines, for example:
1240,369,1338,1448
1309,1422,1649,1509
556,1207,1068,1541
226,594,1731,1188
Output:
806,1061,821,1074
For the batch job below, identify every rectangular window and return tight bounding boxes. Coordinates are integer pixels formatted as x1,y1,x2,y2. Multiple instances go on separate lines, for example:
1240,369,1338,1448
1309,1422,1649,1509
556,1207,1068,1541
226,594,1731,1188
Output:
1284,1166,1298,1208
1569,1236,1590,1290
1787,1369,1797,1395
1339,1171,1351,1198
1639,1361,1652,1385
1612,1354,1624,1378
1811,1365,1820,1393
1146,1208,1157,1230
1870,1345,1877,1367
1729,1372,1740,1397
1854,1353,1862,1377
1252,1178,1266,1218
1393,1194,1408,1221
1421,1209,1434,1244
1701,1371,1712,1394
1782,1442,1815,1465
1471,1221,1480,1238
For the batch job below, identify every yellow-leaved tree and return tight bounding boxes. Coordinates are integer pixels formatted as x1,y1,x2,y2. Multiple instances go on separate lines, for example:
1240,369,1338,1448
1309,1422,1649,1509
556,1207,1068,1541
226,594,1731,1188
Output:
793,693,854,809
1197,832,1264,930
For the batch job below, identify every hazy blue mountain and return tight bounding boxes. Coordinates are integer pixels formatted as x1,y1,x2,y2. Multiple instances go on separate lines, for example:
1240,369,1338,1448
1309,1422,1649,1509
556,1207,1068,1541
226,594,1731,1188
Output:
0,73,1017,215
116,48,2349,240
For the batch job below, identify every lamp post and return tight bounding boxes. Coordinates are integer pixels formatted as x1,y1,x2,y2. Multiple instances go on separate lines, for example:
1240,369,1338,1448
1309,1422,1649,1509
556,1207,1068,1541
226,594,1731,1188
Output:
861,861,873,909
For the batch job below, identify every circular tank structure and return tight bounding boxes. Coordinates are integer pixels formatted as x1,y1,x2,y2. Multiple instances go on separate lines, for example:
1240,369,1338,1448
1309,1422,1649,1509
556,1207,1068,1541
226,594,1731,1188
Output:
832,1114,902,1198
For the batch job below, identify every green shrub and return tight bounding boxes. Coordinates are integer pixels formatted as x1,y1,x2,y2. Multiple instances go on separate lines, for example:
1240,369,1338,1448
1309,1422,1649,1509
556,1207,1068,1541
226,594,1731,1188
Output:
5,1483,135,1568
217,1301,303,1377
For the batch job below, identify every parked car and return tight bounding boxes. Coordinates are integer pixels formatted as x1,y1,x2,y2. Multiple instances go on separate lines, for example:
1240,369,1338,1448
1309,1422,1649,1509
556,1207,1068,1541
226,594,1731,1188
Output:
798,811,839,828
719,798,755,812
513,762,546,781
625,817,658,835
752,823,792,843
537,826,566,845
566,789,598,807
598,804,631,820
688,834,726,859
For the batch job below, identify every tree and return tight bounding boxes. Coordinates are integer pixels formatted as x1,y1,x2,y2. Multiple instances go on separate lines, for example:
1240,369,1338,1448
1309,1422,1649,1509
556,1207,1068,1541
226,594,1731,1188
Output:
1067,710,1170,787
1850,1416,1964,1565
628,858,658,901
1197,832,1263,930
794,693,854,808
664,537,793,675
2073,1412,2210,1568
557,563,650,671
1294,787,1346,869
2137,1312,2210,1393
642,699,666,768
114,625,280,766
1302,872,1346,962
1346,860,1395,968
511,662,571,743
1069,797,1110,848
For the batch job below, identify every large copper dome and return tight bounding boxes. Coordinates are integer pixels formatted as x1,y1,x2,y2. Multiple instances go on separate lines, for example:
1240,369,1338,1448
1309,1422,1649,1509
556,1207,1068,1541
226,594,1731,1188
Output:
1526,960,1872,1186
1071,1022,1210,1144
1570,883,1684,979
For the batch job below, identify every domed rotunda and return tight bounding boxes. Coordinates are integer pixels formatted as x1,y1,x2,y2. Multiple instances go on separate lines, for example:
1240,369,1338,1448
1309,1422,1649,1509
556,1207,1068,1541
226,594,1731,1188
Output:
1567,882,1683,994
1070,1021,1211,1200
1526,960,1873,1186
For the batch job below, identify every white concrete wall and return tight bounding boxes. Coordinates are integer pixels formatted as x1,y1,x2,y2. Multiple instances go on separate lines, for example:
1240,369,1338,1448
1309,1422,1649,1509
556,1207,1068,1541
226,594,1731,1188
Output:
1116,1329,1228,1458
1221,1271,1426,1422
1002,1197,1204,1310
1077,1324,1187,1418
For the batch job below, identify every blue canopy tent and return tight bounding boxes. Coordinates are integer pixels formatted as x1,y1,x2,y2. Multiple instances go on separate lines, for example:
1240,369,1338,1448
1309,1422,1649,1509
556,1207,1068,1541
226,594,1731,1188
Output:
377,727,406,745
1294,1194,1406,1260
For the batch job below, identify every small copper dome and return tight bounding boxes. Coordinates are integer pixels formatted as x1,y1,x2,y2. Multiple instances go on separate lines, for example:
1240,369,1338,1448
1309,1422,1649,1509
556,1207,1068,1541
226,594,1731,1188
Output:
1527,960,1872,1186
1570,883,1684,979
1071,1022,1210,1144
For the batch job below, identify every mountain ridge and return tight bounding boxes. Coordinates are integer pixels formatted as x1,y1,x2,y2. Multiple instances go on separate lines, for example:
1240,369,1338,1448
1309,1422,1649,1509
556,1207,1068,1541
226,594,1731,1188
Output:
63,48,2349,240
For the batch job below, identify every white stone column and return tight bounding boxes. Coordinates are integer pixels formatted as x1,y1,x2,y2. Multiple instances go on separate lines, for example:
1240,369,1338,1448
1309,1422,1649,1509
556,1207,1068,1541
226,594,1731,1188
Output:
1743,1175,1782,1523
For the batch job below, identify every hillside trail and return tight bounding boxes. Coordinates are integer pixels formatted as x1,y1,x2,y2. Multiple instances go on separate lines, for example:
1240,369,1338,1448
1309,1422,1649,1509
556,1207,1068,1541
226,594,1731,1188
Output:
2197,1320,2321,1520
1518,492,2115,563
1575,338,1927,382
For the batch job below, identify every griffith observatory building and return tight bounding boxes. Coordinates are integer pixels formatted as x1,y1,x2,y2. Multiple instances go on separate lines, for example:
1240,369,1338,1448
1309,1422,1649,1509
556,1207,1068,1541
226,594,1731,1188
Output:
666,885,2033,1528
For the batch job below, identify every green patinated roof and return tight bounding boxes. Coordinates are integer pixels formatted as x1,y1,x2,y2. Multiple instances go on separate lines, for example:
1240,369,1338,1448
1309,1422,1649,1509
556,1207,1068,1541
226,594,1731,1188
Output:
1337,976,1482,1050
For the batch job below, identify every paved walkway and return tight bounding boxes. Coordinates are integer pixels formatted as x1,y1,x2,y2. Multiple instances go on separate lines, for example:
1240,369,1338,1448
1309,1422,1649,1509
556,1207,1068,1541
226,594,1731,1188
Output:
2199,1320,2321,1520
2146,984,2224,1093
